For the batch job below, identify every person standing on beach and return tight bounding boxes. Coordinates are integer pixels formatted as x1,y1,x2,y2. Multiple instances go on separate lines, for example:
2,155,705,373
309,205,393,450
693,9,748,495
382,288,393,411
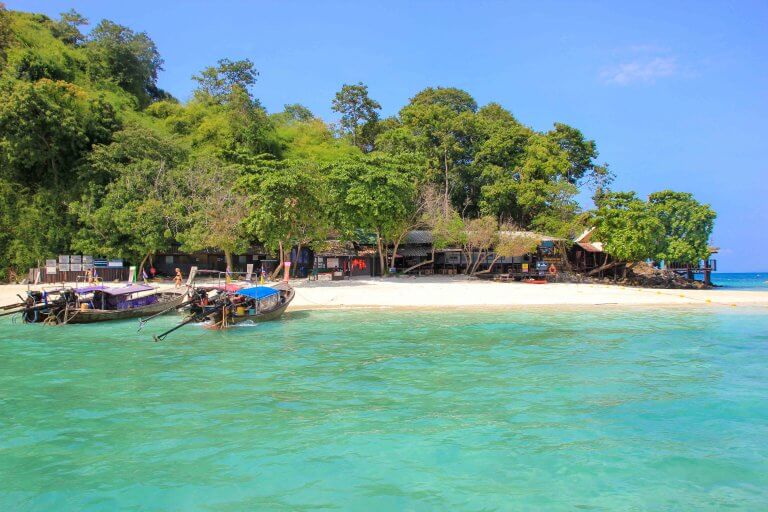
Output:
174,268,183,287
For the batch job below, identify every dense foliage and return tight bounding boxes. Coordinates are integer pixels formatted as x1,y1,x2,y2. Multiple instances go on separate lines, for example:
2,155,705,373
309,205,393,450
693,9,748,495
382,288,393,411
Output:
0,6,715,280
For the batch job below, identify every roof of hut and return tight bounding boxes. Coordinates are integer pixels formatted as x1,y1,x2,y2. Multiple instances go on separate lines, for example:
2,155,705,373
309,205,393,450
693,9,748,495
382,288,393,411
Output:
315,240,357,257
403,230,433,244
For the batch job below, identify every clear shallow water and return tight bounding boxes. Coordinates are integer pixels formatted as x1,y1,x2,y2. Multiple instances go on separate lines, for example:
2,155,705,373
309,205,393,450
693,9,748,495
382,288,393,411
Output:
1,307,767,511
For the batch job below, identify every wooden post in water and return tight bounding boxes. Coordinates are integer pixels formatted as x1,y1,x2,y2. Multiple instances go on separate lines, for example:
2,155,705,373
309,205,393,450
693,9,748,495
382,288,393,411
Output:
703,259,712,286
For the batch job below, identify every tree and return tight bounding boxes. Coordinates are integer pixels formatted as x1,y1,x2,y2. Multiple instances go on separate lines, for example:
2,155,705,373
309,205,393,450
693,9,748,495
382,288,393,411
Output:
401,185,463,274
240,159,330,277
71,125,188,270
381,87,479,213
0,79,119,189
328,154,420,276
649,190,716,264
184,59,281,161
592,192,665,275
86,19,163,106
282,103,314,122
52,9,88,46
332,82,381,152
0,3,13,65
461,216,498,275
409,87,478,113
78,123,187,188
6,189,75,274
483,228,540,274
192,58,258,104
479,132,578,229
175,157,250,271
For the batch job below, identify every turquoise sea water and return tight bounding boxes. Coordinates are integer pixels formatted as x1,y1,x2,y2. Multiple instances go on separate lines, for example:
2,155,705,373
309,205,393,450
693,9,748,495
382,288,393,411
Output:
1,307,767,511
709,272,768,291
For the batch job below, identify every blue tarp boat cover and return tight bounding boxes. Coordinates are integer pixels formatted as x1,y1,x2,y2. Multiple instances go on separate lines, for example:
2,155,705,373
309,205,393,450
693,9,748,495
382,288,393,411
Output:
236,286,279,300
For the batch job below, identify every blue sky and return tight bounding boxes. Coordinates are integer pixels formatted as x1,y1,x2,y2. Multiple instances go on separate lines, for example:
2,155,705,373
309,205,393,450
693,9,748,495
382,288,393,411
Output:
9,0,768,271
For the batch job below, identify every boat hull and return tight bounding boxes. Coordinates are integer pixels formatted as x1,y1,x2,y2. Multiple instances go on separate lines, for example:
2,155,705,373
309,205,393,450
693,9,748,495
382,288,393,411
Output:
203,286,295,329
62,292,186,324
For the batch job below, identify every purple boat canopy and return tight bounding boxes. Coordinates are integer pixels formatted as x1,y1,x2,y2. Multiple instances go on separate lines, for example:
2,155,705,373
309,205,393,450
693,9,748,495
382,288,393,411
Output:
77,284,154,296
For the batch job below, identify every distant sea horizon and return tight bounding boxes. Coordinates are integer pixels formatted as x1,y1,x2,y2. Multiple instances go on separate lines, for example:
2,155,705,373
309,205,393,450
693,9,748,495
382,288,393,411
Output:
700,272,768,291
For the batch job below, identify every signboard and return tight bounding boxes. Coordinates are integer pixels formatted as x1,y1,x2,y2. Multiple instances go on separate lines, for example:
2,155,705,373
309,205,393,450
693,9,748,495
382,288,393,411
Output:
326,257,339,269
82,255,93,264
46,266,57,275
522,263,529,272
70,263,82,272
70,255,82,264
446,252,461,264
107,259,123,268
82,263,94,270
59,263,70,272
94,259,108,267
58,255,70,264
45,259,57,267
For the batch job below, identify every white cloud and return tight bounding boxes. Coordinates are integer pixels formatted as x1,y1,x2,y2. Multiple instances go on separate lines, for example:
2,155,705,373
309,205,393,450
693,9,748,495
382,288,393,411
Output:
600,56,677,85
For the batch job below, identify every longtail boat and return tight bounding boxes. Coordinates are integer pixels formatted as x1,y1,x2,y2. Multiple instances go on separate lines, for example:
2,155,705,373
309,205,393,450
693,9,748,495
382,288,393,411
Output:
2,284,186,325
197,282,295,329
149,282,294,341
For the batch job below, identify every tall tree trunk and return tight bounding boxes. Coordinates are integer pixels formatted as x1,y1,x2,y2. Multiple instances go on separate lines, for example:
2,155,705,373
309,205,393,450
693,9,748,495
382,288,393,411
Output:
402,257,435,274
138,250,151,280
587,260,620,276
443,149,450,213
292,242,302,277
470,249,488,275
224,250,233,273
376,231,386,277
476,254,502,274
462,249,473,275
388,231,408,270
270,241,285,279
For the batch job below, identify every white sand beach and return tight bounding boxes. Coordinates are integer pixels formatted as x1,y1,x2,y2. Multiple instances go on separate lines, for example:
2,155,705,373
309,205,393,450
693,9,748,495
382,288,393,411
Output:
3,276,766,311
287,276,768,309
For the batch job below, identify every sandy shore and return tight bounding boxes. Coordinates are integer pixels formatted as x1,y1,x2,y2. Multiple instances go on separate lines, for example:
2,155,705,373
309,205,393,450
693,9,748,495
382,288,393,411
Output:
3,276,766,311
287,276,768,309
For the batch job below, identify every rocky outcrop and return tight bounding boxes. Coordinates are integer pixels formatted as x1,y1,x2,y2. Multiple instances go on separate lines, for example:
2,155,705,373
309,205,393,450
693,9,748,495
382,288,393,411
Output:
563,262,710,289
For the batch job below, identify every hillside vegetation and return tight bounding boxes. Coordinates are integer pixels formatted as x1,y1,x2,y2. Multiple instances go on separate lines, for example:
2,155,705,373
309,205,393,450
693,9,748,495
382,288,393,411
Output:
0,5,714,279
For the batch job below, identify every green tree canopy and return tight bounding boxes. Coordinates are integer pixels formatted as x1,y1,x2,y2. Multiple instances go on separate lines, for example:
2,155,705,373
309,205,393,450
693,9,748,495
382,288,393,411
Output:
649,190,716,263
328,153,420,275
331,82,381,152
593,192,665,263
0,78,119,188
52,9,88,46
86,19,163,106
193,58,258,105
240,159,330,275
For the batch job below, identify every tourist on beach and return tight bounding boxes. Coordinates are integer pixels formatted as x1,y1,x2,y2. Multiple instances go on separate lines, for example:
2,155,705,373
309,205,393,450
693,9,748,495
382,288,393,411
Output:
174,268,183,287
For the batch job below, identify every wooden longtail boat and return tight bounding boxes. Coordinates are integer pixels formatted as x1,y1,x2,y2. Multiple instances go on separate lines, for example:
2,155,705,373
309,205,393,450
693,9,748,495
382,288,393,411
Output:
195,282,295,330
18,284,186,325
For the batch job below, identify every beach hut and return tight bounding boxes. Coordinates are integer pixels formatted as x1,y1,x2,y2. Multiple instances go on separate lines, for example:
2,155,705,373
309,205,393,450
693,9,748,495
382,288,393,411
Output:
313,240,374,278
